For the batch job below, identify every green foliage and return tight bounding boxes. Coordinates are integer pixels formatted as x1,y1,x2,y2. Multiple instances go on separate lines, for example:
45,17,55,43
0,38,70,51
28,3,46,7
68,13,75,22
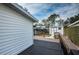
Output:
42,19,49,28
64,14,79,25
42,13,59,28
48,13,59,24
47,13,60,27
64,14,79,26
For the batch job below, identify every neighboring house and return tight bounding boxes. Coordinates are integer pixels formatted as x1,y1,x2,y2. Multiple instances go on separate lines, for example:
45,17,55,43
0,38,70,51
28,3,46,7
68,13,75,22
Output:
33,22,48,35
0,3,37,55
49,17,64,36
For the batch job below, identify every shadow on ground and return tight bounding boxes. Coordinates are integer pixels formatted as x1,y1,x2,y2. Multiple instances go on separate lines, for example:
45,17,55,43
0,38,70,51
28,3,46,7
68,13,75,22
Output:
19,39,63,55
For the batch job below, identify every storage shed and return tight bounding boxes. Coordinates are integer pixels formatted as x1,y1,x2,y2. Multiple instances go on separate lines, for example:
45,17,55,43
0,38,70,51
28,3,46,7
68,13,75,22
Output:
0,3,37,55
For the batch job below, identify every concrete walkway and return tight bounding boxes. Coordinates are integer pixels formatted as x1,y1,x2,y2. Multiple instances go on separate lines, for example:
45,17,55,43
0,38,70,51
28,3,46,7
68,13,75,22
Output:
19,36,63,55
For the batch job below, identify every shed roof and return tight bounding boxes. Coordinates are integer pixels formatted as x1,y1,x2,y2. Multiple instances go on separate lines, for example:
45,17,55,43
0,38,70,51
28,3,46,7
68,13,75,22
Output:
3,3,38,22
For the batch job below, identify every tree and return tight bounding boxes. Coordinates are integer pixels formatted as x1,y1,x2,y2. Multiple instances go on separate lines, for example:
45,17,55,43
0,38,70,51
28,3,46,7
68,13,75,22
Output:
69,14,79,23
47,13,59,27
42,19,49,28
64,19,70,26
64,14,79,26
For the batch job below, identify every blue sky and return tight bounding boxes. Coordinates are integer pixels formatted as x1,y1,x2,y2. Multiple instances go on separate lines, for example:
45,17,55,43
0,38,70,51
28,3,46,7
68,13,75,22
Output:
19,3,79,21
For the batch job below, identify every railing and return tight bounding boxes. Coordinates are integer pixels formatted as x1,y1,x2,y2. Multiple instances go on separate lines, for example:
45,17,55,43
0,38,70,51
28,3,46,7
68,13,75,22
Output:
62,20,79,54
59,34,79,55
68,20,79,27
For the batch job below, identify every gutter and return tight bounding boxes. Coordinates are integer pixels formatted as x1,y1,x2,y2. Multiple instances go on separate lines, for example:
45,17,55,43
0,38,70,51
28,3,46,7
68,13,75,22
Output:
3,3,38,22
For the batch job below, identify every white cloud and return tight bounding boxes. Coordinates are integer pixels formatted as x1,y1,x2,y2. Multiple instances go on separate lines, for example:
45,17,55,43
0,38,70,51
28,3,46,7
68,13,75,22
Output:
19,3,47,14
19,3,79,21
52,4,79,20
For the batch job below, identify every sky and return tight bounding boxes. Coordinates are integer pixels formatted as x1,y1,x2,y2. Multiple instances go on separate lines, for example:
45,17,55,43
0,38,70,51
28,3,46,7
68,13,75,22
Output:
19,3,79,21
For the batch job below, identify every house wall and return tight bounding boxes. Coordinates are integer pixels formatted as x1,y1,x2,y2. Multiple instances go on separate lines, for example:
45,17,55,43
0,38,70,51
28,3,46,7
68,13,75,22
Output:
58,27,64,35
49,26,64,36
49,27,54,36
0,4,33,55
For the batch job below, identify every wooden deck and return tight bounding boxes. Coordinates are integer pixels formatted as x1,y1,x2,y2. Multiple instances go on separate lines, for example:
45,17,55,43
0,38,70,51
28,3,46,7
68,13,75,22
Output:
19,36,63,55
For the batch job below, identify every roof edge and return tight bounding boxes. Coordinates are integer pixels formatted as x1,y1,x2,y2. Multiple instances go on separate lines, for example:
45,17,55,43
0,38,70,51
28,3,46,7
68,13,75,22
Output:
3,3,38,22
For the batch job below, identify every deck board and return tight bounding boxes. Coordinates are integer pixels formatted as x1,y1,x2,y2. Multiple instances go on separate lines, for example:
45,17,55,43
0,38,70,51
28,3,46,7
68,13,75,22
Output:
19,36,63,55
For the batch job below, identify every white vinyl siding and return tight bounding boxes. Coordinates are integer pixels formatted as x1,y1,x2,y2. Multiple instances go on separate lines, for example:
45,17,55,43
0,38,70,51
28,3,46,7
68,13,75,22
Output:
0,4,33,55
